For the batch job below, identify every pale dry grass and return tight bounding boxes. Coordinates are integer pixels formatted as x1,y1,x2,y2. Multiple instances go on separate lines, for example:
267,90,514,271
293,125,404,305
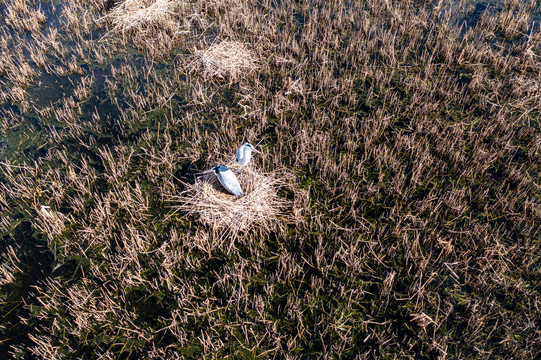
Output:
175,163,288,237
195,41,258,79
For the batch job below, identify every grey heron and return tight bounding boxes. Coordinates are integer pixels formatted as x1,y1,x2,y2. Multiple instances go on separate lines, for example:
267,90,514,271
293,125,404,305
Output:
205,165,243,196
236,143,260,166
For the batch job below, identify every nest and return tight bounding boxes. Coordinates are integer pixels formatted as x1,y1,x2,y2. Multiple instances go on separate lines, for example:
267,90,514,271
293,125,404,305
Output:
104,0,187,55
107,0,182,33
195,41,258,79
175,163,288,238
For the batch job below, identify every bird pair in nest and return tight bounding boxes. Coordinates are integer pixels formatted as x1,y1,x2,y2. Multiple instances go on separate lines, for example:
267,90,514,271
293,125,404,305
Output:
205,143,259,196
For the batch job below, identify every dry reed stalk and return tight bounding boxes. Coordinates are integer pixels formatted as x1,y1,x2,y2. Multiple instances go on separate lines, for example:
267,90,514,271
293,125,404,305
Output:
0,245,22,285
0,263,16,285
195,41,258,80
174,163,289,238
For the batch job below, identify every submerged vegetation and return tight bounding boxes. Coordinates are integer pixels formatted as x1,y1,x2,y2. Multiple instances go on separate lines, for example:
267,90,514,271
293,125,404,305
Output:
0,0,540,358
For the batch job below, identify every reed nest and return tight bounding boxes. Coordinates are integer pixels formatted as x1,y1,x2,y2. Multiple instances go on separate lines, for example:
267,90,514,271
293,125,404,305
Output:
105,0,185,37
195,41,258,79
175,163,288,237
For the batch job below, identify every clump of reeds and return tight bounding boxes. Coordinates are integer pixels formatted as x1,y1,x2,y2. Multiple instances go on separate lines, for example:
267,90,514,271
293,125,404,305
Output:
175,163,288,237
194,41,258,80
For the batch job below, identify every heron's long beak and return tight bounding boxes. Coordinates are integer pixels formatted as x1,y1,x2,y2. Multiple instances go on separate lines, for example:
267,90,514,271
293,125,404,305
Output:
252,147,260,153
200,169,213,175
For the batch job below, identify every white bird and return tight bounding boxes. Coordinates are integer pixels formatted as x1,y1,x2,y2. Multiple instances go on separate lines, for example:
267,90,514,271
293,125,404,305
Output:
206,165,243,196
39,205,54,219
236,143,260,166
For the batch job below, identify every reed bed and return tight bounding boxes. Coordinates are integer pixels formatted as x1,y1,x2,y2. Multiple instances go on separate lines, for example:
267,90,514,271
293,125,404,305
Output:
0,0,540,358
